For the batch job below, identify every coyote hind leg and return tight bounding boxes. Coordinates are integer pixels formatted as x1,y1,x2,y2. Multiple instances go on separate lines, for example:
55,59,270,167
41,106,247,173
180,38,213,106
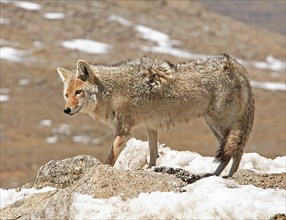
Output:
213,158,231,176
203,120,231,177
224,151,243,178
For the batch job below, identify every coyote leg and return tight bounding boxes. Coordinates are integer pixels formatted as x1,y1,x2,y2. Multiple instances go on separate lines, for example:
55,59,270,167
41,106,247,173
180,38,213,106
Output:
213,159,231,176
225,151,243,177
146,128,158,167
105,116,132,166
105,135,129,166
203,119,231,177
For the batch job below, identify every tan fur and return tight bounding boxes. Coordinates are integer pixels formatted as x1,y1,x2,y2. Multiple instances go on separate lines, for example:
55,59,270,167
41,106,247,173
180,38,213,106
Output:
57,54,254,177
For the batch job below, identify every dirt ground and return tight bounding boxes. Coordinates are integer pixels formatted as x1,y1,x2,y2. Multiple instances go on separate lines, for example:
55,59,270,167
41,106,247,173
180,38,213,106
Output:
0,1,285,188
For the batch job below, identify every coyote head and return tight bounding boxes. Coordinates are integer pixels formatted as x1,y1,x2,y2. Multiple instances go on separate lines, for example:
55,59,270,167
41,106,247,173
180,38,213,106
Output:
57,60,98,116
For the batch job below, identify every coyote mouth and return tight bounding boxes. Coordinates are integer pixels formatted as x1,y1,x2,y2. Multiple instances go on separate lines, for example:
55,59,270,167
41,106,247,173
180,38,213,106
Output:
69,105,82,115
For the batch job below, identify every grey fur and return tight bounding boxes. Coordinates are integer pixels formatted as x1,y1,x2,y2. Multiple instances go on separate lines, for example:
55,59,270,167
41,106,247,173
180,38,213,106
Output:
57,54,254,177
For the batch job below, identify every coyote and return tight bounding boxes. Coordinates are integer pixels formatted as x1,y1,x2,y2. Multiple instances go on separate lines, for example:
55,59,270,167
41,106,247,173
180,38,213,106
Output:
57,54,254,177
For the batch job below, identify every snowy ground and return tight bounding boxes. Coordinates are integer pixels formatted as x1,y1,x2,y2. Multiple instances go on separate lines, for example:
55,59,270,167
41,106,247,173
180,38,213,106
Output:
71,178,284,220
1,139,285,219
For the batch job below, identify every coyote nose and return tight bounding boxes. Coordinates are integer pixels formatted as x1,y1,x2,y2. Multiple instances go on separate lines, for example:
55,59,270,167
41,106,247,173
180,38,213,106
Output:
63,107,71,114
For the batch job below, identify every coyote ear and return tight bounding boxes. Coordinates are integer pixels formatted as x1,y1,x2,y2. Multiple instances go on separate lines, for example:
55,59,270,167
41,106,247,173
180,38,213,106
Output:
77,60,94,81
57,67,71,82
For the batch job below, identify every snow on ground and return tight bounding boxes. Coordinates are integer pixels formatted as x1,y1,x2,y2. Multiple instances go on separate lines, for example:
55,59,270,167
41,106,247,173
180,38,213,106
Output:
72,135,91,144
39,119,52,127
46,124,71,144
136,24,205,59
251,80,286,91
61,39,112,54
0,88,10,102
0,187,56,208
108,15,132,26
0,47,28,62
116,139,286,175
13,1,41,11
72,139,286,219
70,139,285,219
72,177,285,220
0,95,10,102
43,12,65,20
46,136,58,144
108,15,204,59
72,135,102,145
135,24,178,46
18,78,31,86
252,55,286,73
0,139,285,219
0,17,10,24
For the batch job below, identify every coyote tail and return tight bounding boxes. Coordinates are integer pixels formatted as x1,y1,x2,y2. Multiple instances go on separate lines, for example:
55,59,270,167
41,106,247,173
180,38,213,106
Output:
215,82,255,163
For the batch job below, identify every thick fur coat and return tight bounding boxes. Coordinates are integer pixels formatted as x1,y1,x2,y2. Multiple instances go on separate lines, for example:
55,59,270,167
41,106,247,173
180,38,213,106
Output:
58,54,254,177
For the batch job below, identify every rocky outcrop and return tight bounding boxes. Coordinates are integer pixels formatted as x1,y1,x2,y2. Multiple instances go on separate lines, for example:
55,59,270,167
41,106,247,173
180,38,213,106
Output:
1,155,285,219
0,155,185,219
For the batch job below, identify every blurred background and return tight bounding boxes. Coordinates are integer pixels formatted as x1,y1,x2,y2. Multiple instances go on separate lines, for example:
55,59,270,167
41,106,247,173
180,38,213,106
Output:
1,0,285,188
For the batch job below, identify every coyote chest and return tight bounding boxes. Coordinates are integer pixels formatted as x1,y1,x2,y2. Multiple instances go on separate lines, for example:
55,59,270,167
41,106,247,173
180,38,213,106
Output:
57,54,254,177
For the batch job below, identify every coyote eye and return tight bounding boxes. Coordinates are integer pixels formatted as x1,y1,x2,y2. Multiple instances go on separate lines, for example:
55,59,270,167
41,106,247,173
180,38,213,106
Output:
65,93,68,98
75,90,82,95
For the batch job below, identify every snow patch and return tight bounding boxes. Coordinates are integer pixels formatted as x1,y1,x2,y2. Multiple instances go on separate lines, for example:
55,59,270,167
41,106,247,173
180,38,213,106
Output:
107,15,205,59
0,187,56,208
136,24,204,59
40,119,52,127
108,15,132,26
33,41,43,48
0,95,10,102
141,45,205,59
251,80,286,91
61,39,112,54
252,55,286,73
0,17,10,24
46,124,71,144
44,12,65,20
18,78,31,86
0,87,10,102
72,135,90,144
135,24,174,46
13,1,41,11
46,136,58,144
72,135,101,145
115,139,286,175
71,178,285,219
241,153,286,173
0,47,28,62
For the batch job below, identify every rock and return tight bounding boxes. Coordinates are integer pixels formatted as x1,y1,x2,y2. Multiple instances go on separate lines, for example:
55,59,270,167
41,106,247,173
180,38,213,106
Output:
154,166,201,184
35,155,101,188
0,155,185,219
